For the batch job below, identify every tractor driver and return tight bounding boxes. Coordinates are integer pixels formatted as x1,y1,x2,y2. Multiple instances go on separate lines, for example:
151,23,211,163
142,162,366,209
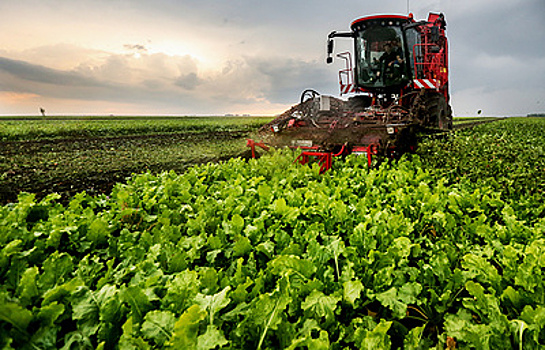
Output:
377,41,403,83
391,38,404,63
380,42,396,66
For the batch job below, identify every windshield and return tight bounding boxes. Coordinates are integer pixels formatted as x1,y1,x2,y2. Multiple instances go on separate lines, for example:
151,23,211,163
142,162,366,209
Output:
355,25,408,88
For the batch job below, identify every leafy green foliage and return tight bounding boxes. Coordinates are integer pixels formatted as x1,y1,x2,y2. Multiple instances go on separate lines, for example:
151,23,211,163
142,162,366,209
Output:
0,118,544,349
418,117,545,220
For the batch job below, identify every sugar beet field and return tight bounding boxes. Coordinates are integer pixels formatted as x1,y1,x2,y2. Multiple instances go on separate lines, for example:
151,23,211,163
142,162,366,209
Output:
0,116,271,204
1,116,544,349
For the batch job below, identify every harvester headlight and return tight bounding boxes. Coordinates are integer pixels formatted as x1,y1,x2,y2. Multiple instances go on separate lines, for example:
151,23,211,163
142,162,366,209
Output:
387,126,396,134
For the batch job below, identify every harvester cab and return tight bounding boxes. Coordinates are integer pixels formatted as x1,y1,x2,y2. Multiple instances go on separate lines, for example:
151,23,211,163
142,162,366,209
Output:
250,12,452,172
328,13,449,107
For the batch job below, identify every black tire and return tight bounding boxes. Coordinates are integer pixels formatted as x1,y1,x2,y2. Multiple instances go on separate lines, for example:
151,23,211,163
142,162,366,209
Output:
413,92,452,130
347,95,372,112
395,125,419,153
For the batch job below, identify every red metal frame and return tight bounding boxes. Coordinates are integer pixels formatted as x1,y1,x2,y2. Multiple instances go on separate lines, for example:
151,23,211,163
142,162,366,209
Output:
352,143,379,167
293,144,347,174
248,138,335,173
294,143,383,174
337,52,354,95
295,151,332,174
412,24,449,99
248,138,382,173
246,139,270,158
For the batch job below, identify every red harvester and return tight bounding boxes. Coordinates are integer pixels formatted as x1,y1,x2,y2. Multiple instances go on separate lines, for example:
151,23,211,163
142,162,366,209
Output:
249,12,452,172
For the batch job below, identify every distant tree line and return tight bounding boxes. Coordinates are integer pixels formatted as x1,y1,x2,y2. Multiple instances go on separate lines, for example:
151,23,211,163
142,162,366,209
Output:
527,113,545,117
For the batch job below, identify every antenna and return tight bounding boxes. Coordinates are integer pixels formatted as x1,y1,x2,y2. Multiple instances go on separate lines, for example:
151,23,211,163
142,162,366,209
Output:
407,0,410,13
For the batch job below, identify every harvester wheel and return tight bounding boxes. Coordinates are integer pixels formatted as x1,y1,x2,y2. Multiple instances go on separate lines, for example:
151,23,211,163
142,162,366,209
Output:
347,95,372,112
395,125,419,153
435,98,453,130
413,92,452,130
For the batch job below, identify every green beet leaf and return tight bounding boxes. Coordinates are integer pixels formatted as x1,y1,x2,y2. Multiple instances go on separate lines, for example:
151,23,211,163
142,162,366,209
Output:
343,279,364,305
141,310,176,346
519,305,545,346
301,290,341,325
195,286,231,326
119,316,151,349
120,285,154,325
16,266,39,307
268,255,316,279
357,319,392,350
168,305,207,349
0,297,33,333
196,325,229,350
88,218,110,245
374,282,422,319
38,251,74,291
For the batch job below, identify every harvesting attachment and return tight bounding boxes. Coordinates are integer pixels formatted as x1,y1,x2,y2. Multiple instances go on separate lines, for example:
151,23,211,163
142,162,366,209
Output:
294,144,347,174
246,139,270,158
249,12,452,172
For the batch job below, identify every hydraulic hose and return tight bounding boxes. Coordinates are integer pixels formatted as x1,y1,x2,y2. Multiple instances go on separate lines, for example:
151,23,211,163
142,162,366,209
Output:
300,89,320,104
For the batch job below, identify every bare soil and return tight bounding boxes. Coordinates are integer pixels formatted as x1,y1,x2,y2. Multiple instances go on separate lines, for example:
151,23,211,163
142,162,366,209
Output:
0,130,250,205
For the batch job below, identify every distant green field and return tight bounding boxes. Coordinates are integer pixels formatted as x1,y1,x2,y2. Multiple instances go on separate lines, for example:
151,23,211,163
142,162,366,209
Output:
0,116,272,141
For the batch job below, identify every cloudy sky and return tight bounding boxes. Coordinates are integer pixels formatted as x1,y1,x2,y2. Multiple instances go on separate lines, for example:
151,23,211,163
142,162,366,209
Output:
0,0,544,116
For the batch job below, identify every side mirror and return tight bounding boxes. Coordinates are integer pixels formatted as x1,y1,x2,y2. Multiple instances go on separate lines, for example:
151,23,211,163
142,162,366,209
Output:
326,39,334,64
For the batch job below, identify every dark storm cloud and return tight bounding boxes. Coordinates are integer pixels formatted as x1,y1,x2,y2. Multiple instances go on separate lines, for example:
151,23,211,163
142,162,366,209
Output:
449,0,545,59
0,55,174,105
444,0,545,114
245,56,332,103
174,72,201,90
0,56,104,87
0,53,284,113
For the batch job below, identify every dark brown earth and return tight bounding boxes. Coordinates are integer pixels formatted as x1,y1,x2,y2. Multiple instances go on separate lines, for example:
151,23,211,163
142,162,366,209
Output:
0,130,252,205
